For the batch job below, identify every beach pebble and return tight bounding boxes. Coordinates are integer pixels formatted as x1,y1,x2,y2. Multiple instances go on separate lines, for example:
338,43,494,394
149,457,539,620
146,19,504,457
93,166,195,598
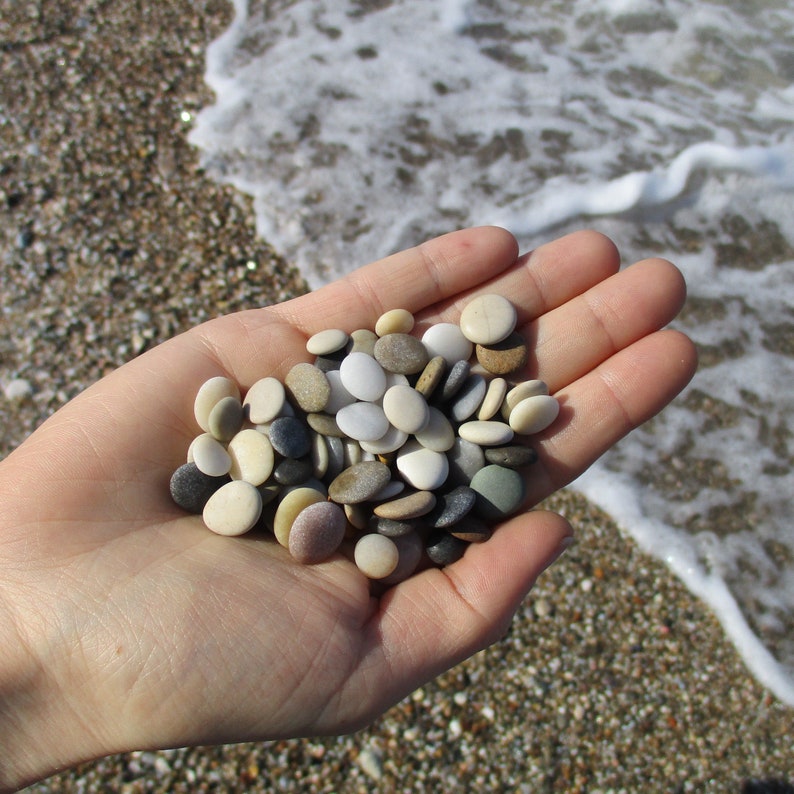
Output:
306,328,348,356
208,395,244,442
192,432,232,477
484,445,538,468
446,438,486,485
348,328,378,356
194,376,240,432
448,514,492,543
285,362,330,413
370,516,417,537
449,374,487,422
325,435,346,480
328,460,392,504
459,293,517,345
373,333,429,374
375,308,414,336
359,424,410,455
314,348,347,373
273,457,314,486
502,379,549,419
396,440,449,491
478,377,508,420
374,489,436,520
413,406,455,452
421,323,473,366
340,351,387,401
336,402,390,442
371,478,405,501
458,419,514,446
427,485,477,528
379,531,424,585
274,486,326,547
508,394,560,435
289,501,347,564
437,359,470,402
425,531,468,566
306,412,345,439
414,355,446,399
324,369,357,414
475,332,528,375
268,415,311,459
227,428,275,485
203,480,263,537
470,464,525,520
243,376,286,424
382,384,430,434
345,502,371,531
311,432,330,478
170,462,229,513
354,534,399,579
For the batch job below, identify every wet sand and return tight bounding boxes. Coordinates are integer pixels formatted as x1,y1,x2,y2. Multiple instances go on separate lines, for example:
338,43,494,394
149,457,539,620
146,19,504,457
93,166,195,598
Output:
2,3,792,791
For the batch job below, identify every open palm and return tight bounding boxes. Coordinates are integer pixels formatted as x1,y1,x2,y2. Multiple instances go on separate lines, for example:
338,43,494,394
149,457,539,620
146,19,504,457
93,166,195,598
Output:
0,227,696,789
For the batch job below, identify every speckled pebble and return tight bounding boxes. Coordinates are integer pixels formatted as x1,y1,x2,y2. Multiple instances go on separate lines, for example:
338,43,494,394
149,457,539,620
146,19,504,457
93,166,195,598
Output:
425,530,469,566
437,359,471,402
449,374,487,422
170,462,229,514
328,460,392,504
375,308,414,336
427,485,477,528
285,362,331,413
289,501,347,564
373,333,429,374
475,332,528,375
202,480,263,537
374,489,437,520
414,355,446,399
354,533,399,579
508,394,560,435
208,395,244,442
194,376,240,433
470,464,526,520
268,415,311,459
274,486,326,547
243,376,285,424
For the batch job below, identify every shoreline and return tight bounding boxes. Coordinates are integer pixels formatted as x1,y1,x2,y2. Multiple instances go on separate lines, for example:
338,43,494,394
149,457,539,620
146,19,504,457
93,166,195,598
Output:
2,2,792,791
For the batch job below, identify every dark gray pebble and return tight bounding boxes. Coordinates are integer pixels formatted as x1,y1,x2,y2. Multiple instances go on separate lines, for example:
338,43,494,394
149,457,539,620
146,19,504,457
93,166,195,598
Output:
370,516,417,538
484,445,538,468
273,457,314,486
437,359,470,402
448,514,492,543
170,462,229,513
314,348,347,372
425,531,468,566
428,485,477,528
268,416,311,459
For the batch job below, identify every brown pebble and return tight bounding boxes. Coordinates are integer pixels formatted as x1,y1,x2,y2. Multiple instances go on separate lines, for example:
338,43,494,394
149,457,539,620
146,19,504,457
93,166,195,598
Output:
306,412,347,438
414,355,446,399
328,460,392,504
475,332,528,375
374,489,437,520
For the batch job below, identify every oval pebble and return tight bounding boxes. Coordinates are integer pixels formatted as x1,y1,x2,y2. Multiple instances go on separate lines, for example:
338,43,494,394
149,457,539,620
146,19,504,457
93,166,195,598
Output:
306,328,349,356
470,464,525,520
328,460,392,504
203,480,262,537
427,485,477,528
421,323,473,366
459,294,517,345
484,445,538,468
289,501,347,564
508,394,560,435
375,308,414,336
396,440,449,491
285,362,330,413
379,531,424,584
477,377,508,421
446,438,486,486
354,534,399,579
339,351,387,402
324,370,357,414
373,333,429,375
208,395,244,442
425,531,468,566
192,433,232,477
274,486,326,547
194,376,240,433
348,328,378,356
170,462,229,514
325,435,346,481
374,489,436,520
437,359,471,402
306,412,346,438
243,377,285,425
359,424,409,455
414,406,455,452
311,432,330,478
382,384,430,434
336,402,390,442
228,428,275,485
475,332,528,375
502,379,549,420
449,374,487,422
414,355,446,399
370,516,417,537
458,420,514,446
268,416,311,459
371,478,405,501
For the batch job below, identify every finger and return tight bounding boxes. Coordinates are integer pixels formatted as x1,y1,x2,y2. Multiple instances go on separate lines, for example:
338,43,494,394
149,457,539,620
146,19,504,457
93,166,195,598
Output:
525,328,698,504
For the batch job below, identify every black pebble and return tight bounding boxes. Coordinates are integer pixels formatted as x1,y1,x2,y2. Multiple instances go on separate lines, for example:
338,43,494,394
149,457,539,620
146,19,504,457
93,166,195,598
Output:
425,530,468,566
169,462,229,514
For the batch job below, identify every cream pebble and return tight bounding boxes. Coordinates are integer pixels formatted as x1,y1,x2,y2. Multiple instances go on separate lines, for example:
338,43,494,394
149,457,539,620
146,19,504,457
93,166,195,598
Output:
306,328,349,356
375,308,414,336
459,294,517,345
396,440,449,491
194,376,240,433
274,486,326,547
508,394,560,435
382,384,430,434
228,429,275,485
354,534,400,579
202,480,262,537
414,406,455,452
336,402,390,441
359,424,410,455
192,433,232,477
501,379,549,420
458,420,514,446
243,376,286,424
478,377,508,420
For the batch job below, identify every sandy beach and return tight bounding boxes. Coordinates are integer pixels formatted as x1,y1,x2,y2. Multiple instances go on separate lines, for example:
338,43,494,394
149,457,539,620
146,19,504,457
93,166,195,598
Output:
2,2,792,791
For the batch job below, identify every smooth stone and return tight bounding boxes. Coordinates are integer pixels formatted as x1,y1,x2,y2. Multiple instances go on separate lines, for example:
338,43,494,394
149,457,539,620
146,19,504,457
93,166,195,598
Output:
373,333,429,375
306,328,349,356
449,374,487,422
475,332,528,375
508,394,560,435
243,376,286,425
458,420,514,446
344,502,370,532
446,438,486,485
396,440,449,491
437,359,471,402
379,531,424,585
359,425,409,455
324,369,357,414
354,534,399,579
274,486,326,547
208,395,244,442
370,515,417,538
311,432,330,479
343,439,364,467
325,435,346,481
192,433,232,477
306,412,346,438
314,348,347,373
414,355,446,399
339,351,387,401
285,362,330,413
382,384,430,434
289,501,347,564
371,479,405,501
194,376,240,432
335,402,390,442
328,460,392,504
228,428,275,486
170,462,229,514
273,457,314,486
478,377,508,421
413,407,455,452
469,464,525,520
375,308,414,336
425,531,468,566
203,480,263,537
421,323,473,366
459,293,517,345
348,328,378,356
448,514,492,543
268,416,311,459
484,445,538,468
501,379,549,420
374,489,436,520
427,485,477,528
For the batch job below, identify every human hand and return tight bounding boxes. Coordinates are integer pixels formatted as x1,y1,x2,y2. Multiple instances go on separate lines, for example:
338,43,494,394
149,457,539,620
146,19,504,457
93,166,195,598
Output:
0,227,696,790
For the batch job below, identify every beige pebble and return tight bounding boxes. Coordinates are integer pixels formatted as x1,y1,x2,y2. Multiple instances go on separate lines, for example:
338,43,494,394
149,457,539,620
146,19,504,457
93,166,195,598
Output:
414,406,455,452
348,328,378,356
459,293,517,345
354,534,399,579
382,384,430,434
285,362,331,413
508,394,560,435
478,377,508,420
203,480,262,537
501,379,549,420
243,376,286,424
194,376,240,433
273,486,326,547
306,328,349,356
414,355,446,399
375,308,414,336
228,429,275,486
458,420,514,446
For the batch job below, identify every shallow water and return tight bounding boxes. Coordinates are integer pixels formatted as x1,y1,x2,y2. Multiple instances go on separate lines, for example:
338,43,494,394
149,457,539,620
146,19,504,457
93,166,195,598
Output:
190,0,794,704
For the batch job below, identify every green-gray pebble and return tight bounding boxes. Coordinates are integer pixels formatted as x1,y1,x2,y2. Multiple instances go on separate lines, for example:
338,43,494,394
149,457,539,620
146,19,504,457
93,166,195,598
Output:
469,464,525,520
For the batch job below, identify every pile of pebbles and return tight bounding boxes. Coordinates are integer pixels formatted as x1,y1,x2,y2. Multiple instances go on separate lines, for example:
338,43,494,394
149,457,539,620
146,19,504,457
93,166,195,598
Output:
170,295,559,583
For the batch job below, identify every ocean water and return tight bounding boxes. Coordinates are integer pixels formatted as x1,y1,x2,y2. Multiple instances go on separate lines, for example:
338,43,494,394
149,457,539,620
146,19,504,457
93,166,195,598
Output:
190,0,794,705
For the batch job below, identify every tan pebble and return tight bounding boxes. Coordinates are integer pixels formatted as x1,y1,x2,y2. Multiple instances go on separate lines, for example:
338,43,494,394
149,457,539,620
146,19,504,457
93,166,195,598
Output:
194,376,240,433
458,420,514,446
285,362,331,413
306,328,349,356
348,328,378,356
414,355,446,399
374,489,436,520
382,384,430,434
311,432,330,479
375,308,415,336
203,480,262,537
243,376,286,424
475,332,528,375
354,534,399,579
508,394,560,435
478,377,508,420
501,379,549,420
273,486,325,548
228,429,275,486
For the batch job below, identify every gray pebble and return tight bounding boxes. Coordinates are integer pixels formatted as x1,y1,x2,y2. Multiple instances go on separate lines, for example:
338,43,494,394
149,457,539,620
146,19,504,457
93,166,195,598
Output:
208,395,244,442
268,416,311,459
325,435,346,481
437,359,470,402
373,333,429,374
273,457,314,486
446,438,486,486
328,460,392,504
449,374,487,422
314,348,347,373
427,485,477,528
170,462,229,514
370,516,417,537
469,464,525,520
285,362,331,413
425,531,468,566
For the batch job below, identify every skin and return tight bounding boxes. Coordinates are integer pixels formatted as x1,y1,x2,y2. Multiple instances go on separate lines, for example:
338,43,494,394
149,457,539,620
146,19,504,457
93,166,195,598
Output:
0,227,697,790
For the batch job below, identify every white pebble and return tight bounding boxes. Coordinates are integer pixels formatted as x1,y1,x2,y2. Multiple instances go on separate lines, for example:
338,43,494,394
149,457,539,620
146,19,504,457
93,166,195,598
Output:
478,377,508,420
243,376,285,424
354,534,399,579
396,440,449,490
421,323,473,366
194,376,240,432
502,379,549,420
508,394,560,435
359,424,409,455
339,351,387,402
324,370,357,414
203,480,262,536
191,433,232,477
306,328,348,355
458,420,514,446
335,402,390,442
3,378,32,401
459,293,517,345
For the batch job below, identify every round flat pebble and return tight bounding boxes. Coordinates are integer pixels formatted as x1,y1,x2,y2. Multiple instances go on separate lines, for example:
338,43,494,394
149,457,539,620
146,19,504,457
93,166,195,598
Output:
328,460,392,504
382,384,430,434
289,501,347,564
274,486,326,547
428,485,477,528
458,420,514,446
373,333,429,375
425,531,468,566
459,294,517,345
396,440,449,491
421,323,473,366
354,534,399,579
478,377,508,420
194,376,240,433
170,463,229,514
208,395,244,442
414,355,446,399
285,362,330,413
339,351,387,402
243,377,286,424
335,402,390,442
475,332,528,375
375,308,414,336
203,480,263,537
446,438,486,485
348,328,378,356
448,514,492,543
359,425,409,455
228,428,275,485
374,489,436,520
268,416,311,459
449,374,487,422
508,394,560,435
192,433,232,477
306,412,346,438
438,359,471,402
413,406,455,452
484,445,538,468
306,328,349,356
324,370,357,414
502,379,549,420
469,464,525,520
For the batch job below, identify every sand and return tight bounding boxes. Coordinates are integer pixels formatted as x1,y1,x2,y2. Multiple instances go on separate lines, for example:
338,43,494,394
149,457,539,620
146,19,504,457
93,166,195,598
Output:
2,2,792,791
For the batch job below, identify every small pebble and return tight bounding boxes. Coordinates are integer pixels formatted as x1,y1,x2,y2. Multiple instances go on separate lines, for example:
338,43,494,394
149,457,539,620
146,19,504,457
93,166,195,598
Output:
448,514,492,543
413,406,455,452
203,480,263,537
375,308,414,336
458,420,514,446
446,437,486,485
289,501,347,564
477,377,508,421
268,416,311,459
311,432,330,479
339,351,387,402
382,384,430,434
348,328,378,356
328,460,392,504
335,402,390,442
449,374,487,422
373,333,429,374
437,359,470,402
274,486,326,547
354,534,399,579
191,432,232,477
425,531,468,566
396,440,449,491
371,478,405,501
273,457,314,486
508,394,560,435
208,395,244,442
502,379,549,420
194,376,240,432
421,322,473,366
243,376,285,424
359,424,409,455
414,355,446,399
469,464,525,520
475,332,528,375
379,531,424,584
285,362,330,413
306,412,346,438
459,293,517,345
314,348,347,372
427,485,477,528
306,328,348,356
170,462,229,513
484,445,538,468
370,516,417,537
374,489,437,520
227,428,275,485
324,435,346,480
324,370,357,414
